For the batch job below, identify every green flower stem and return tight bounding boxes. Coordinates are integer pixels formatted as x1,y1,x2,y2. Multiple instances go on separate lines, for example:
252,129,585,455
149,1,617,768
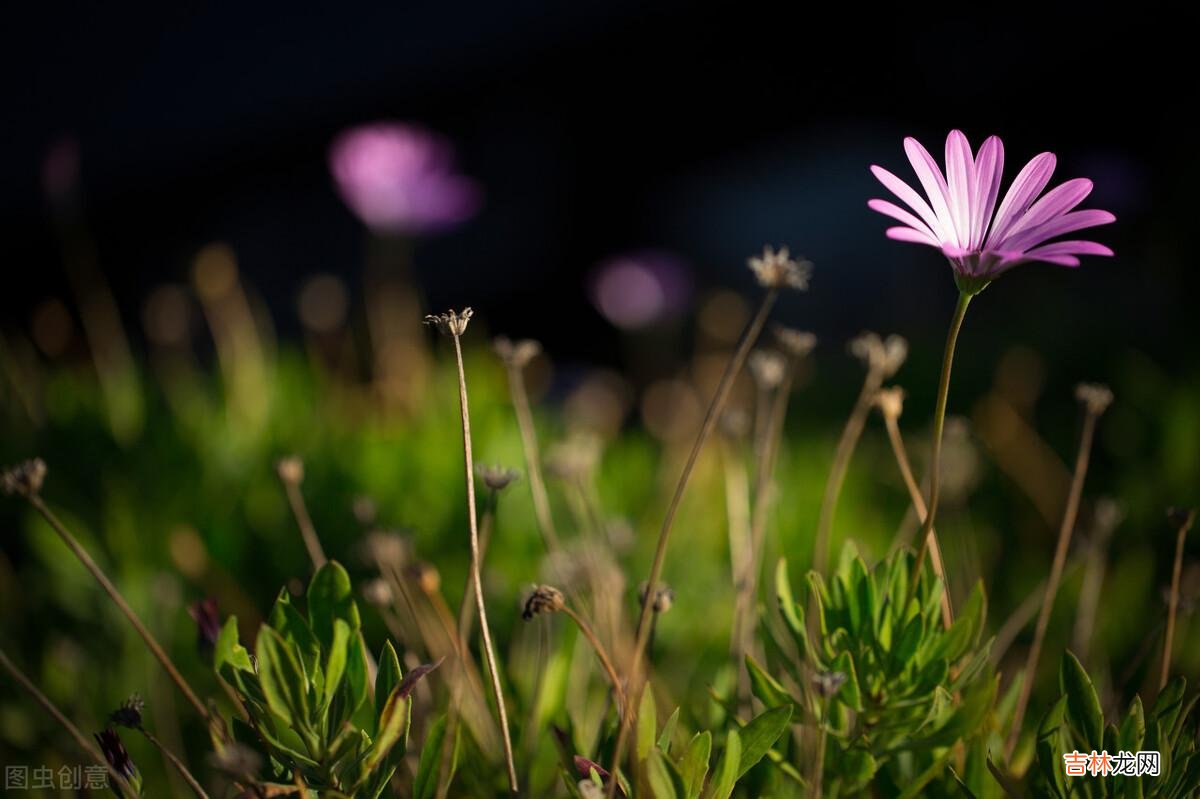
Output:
908,291,972,601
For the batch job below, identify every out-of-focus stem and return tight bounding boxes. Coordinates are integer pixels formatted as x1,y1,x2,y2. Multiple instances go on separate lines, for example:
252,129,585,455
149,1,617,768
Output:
1006,405,1102,757
26,494,213,729
812,376,880,577
607,287,778,796
562,605,627,716
0,647,131,793
281,478,326,569
451,333,519,794
504,361,561,554
1161,509,1196,690
881,413,954,628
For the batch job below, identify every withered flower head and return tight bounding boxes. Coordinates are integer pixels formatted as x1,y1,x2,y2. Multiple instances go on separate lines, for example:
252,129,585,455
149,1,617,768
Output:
874,386,906,420
747,246,812,291
812,670,847,698
424,307,473,337
109,695,145,730
1075,383,1114,416
477,463,521,493
849,332,908,378
362,578,394,607
522,585,566,620
639,581,675,614
361,530,412,570
1168,507,1197,533
95,728,138,780
1,458,46,497
275,456,304,485
493,336,542,369
188,598,222,663
748,349,787,390
774,325,817,359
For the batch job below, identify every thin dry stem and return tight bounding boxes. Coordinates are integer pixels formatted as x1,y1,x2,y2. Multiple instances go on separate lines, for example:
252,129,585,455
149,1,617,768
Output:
1006,408,1102,757
504,360,561,554
142,728,212,799
281,479,327,568
607,287,779,795
1161,509,1196,690
26,494,213,728
562,605,627,716
0,646,132,793
451,333,519,793
882,413,954,628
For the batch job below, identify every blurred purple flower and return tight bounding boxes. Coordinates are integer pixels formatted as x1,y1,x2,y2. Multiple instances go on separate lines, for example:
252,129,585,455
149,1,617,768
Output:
869,130,1114,284
95,728,138,781
588,250,692,330
188,597,221,662
329,122,480,235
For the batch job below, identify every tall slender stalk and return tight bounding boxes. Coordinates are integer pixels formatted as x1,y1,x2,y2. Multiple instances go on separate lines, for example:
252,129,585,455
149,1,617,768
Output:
140,728,212,799
496,338,561,554
0,646,132,793
1005,384,1111,756
876,390,953,628
1161,508,1196,690
1,468,213,728
812,376,878,577
907,292,972,597
276,457,327,568
430,310,519,793
607,285,780,794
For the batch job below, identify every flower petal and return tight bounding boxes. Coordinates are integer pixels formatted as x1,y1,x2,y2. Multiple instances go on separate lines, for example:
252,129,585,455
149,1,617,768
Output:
870,165,949,241
995,178,1094,248
971,135,1004,249
1023,239,1114,259
944,130,975,249
1001,209,1115,252
886,226,941,247
986,152,1056,247
868,199,938,240
904,137,958,247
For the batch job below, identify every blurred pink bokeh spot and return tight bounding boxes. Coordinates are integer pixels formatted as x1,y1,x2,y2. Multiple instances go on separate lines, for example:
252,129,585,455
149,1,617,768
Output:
329,122,481,235
589,250,693,329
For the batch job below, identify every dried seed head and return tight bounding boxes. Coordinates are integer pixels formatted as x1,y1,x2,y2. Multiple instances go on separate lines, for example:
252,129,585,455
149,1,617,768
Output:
109,695,145,730
477,463,521,492
275,456,304,485
361,530,412,570
493,336,542,369
1,458,46,498
408,561,441,595
774,325,817,359
812,670,847,698
1168,507,1197,533
849,332,908,378
522,585,566,620
1075,383,1114,416
748,349,787,390
424,307,473,337
874,386,906,420
639,581,675,614
747,246,812,291
362,578,394,607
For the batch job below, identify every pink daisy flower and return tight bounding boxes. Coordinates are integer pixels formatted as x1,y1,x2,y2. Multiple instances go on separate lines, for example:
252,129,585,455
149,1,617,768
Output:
869,130,1114,288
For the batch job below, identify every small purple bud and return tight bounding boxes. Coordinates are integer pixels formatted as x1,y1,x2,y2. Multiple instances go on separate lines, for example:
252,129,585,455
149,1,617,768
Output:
94,727,138,780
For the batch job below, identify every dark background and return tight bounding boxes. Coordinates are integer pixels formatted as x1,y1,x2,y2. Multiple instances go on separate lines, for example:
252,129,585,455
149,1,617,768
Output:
0,3,1193,370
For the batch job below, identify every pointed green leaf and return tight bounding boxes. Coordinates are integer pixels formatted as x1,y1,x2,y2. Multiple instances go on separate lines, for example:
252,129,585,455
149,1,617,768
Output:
412,714,447,799
255,625,311,731
646,749,680,799
658,706,680,754
736,705,792,779
322,619,352,711
679,731,711,799
829,650,863,712
375,641,402,720
702,729,741,799
308,561,361,649
1060,651,1104,750
214,616,253,675
637,687,658,762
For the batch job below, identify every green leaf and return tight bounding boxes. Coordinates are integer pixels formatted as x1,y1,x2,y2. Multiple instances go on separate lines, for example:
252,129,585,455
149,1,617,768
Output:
1060,651,1104,750
736,705,792,779
637,688,658,762
702,729,740,799
1036,694,1069,799
679,731,711,799
308,561,361,649
840,748,877,792
1152,675,1186,735
931,581,985,664
412,714,447,799
829,651,863,712
364,672,416,772
255,625,312,733
321,619,352,711
659,706,680,754
375,641,402,720
1119,695,1145,754
646,749,680,799
214,616,253,675
744,655,800,716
